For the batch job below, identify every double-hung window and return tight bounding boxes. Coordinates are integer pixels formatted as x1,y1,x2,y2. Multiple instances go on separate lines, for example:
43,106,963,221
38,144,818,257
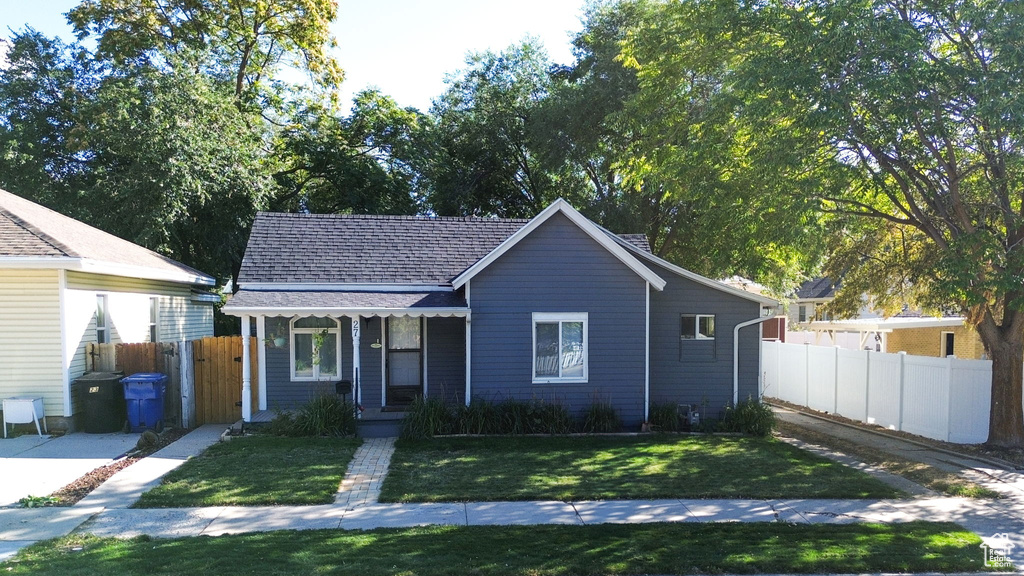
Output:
532,313,588,383
290,317,341,381
680,314,715,340
149,297,159,342
96,295,109,344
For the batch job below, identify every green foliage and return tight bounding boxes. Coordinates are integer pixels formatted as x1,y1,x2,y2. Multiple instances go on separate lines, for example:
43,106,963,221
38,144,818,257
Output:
400,396,454,439
18,495,60,508
581,400,621,433
452,399,498,435
293,394,356,437
67,0,343,103
267,411,300,437
719,398,776,437
647,402,681,432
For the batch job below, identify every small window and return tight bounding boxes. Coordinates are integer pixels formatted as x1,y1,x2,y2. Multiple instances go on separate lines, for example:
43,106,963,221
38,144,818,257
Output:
532,313,588,383
149,297,159,342
681,314,715,340
942,331,955,357
96,295,108,344
797,305,807,323
290,316,341,381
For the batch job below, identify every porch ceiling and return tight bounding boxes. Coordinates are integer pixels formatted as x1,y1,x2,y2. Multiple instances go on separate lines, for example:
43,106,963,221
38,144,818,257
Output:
222,289,469,317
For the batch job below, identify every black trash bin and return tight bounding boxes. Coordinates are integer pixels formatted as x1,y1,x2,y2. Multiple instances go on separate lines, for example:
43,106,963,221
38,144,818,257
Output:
76,372,125,433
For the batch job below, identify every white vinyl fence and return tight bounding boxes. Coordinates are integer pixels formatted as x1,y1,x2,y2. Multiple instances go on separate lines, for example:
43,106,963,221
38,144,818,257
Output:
762,341,998,444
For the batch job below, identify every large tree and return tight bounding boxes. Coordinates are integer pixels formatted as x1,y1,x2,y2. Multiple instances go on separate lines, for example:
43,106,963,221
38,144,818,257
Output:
627,0,1024,446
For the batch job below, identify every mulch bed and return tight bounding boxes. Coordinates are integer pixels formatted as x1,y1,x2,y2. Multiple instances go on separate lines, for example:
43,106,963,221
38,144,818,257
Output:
770,398,1024,467
47,428,191,506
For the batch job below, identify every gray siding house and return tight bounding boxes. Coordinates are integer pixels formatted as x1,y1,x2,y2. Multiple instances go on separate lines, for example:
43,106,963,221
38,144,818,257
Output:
223,200,777,431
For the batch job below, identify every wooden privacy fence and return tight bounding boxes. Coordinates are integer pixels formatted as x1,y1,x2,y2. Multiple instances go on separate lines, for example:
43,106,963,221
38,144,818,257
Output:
761,340,1024,444
191,336,259,426
86,336,258,428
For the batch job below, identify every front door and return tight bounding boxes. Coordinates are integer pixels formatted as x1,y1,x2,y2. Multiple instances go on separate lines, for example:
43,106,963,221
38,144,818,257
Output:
386,316,423,407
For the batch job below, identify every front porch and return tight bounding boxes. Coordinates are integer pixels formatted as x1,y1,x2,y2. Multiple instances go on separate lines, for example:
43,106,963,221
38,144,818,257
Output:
226,289,471,424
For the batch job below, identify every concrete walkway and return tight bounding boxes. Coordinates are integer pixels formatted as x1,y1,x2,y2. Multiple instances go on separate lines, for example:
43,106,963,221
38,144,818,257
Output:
0,424,223,561
335,437,395,509
775,407,1024,569
3,420,1024,571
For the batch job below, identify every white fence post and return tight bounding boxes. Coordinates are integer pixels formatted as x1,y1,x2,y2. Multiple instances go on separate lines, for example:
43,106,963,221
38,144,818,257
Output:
864,350,871,424
179,340,195,429
897,351,906,431
833,346,840,414
946,355,955,442
804,343,811,407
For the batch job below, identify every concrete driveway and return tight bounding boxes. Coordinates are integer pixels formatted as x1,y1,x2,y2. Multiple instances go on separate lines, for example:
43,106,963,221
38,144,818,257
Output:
0,432,141,507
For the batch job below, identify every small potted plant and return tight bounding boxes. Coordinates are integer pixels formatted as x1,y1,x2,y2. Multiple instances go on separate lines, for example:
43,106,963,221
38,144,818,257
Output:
265,326,287,348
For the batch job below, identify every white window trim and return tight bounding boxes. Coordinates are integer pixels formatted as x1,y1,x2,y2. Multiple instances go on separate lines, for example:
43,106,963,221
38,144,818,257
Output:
532,312,588,384
96,294,109,344
289,317,342,382
681,313,716,341
149,297,160,342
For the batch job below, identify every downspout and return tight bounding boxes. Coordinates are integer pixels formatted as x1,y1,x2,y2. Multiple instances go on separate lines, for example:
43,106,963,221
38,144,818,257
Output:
733,307,777,405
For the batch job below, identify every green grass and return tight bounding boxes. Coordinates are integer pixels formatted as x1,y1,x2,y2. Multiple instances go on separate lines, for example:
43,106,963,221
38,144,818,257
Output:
134,436,361,507
381,435,904,502
2,522,994,575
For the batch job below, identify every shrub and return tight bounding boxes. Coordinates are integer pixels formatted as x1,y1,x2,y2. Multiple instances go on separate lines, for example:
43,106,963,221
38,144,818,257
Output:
582,400,621,433
294,394,357,437
719,397,776,437
529,400,575,434
401,396,453,439
267,411,300,437
648,402,681,432
495,398,531,434
454,399,497,435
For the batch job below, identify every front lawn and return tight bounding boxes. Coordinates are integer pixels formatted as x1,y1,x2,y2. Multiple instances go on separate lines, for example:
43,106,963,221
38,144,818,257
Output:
134,436,361,507
381,435,904,502
3,522,993,575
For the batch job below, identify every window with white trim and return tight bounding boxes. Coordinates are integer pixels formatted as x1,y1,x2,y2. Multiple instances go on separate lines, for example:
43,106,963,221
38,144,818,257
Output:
290,316,341,381
681,314,715,340
532,313,588,383
96,295,109,344
149,297,159,342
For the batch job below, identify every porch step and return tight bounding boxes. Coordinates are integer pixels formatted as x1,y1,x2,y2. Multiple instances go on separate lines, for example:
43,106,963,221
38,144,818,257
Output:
357,419,402,438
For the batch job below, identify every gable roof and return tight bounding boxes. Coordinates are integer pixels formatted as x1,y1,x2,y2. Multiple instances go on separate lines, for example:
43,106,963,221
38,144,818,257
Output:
796,277,837,299
601,227,780,307
238,207,655,287
450,199,667,291
0,188,214,285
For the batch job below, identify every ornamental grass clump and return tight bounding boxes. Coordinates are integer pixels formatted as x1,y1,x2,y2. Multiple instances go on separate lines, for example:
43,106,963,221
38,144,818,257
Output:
647,402,681,432
401,396,453,439
719,397,776,437
294,393,356,437
582,400,621,433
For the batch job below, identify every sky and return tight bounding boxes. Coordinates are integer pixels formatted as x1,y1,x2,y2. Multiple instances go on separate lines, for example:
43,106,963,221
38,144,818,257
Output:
0,0,590,112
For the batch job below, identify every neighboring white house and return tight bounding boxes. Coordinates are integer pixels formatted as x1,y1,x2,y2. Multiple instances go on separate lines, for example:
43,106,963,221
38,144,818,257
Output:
0,189,217,430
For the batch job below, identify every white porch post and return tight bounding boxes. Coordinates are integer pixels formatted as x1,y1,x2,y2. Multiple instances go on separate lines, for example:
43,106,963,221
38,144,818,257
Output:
464,313,472,406
241,314,252,423
256,315,267,411
351,315,361,416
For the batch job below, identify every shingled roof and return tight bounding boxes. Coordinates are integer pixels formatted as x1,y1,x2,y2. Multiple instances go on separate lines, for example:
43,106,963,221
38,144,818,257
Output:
239,212,652,286
0,188,214,285
796,277,837,299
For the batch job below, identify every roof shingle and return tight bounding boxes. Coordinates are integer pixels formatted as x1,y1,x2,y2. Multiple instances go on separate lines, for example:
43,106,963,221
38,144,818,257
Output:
239,212,652,285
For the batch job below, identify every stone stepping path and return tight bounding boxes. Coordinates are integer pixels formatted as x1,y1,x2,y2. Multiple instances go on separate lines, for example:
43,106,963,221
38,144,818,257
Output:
335,437,396,509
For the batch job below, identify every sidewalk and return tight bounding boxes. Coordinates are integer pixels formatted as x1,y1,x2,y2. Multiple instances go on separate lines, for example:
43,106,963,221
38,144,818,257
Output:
3,421,1024,571
0,424,223,561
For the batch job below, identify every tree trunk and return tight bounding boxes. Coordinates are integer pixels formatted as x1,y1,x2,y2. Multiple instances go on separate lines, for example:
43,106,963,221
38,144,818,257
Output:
977,319,1024,448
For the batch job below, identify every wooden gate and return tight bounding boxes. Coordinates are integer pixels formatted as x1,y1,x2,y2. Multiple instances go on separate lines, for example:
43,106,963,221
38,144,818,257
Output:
192,336,259,425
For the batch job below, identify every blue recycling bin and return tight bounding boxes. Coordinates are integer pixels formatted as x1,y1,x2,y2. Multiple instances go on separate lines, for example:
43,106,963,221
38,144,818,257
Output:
122,373,168,432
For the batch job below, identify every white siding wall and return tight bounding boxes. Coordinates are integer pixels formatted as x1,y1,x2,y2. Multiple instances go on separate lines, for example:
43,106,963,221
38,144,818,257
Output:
63,271,214,414
0,269,64,417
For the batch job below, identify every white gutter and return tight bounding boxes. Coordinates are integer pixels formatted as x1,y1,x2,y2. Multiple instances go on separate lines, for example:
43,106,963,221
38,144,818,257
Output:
733,307,778,405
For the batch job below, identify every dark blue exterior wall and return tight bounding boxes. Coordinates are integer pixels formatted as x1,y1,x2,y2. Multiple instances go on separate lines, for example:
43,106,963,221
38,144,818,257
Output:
265,316,383,410
264,315,465,410
470,212,648,426
645,259,763,419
